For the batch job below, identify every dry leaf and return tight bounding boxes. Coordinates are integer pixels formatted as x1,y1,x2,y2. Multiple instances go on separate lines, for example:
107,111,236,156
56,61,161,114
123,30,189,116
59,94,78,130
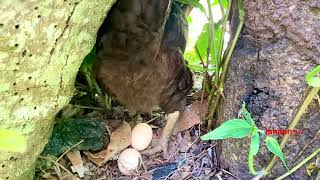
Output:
86,121,131,166
60,171,80,180
70,164,88,178
66,150,82,165
42,173,58,180
172,166,191,180
173,100,206,135
66,150,88,178
177,134,193,152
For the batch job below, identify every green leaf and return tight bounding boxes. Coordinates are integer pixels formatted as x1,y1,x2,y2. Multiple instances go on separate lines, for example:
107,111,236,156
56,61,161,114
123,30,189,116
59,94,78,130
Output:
242,102,255,126
220,0,228,9
211,0,228,11
211,0,219,6
184,50,198,64
79,47,96,73
195,23,222,68
210,25,222,66
176,0,206,14
305,65,320,87
195,23,209,62
265,136,289,170
187,16,192,24
0,129,27,153
201,119,252,140
250,132,260,155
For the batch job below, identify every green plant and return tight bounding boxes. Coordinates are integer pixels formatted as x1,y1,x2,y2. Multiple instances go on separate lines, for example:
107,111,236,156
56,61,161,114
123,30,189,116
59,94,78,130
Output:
201,103,289,175
305,65,320,88
201,66,320,178
79,47,112,110
179,0,244,130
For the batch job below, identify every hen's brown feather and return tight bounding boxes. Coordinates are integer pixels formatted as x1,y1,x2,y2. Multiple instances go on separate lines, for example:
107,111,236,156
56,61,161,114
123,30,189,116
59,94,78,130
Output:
94,0,193,114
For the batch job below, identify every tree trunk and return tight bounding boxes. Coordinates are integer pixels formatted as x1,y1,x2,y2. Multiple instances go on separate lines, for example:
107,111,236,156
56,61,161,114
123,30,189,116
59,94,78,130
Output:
0,0,115,179
221,0,320,179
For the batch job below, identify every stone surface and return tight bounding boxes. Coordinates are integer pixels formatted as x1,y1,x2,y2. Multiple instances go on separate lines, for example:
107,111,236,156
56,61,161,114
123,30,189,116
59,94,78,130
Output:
0,0,115,179
221,0,320,179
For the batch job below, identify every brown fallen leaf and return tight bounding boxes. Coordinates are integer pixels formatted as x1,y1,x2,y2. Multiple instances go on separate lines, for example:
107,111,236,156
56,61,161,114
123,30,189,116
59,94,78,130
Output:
171,165,191,180
66,150,88,178
66,150,82,165
173,100,206,135
177,133,193,152
85,121,131,166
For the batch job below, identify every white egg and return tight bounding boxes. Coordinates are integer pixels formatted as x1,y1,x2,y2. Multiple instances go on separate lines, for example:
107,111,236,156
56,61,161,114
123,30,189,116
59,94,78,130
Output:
131,123,153,151
118,148,141,175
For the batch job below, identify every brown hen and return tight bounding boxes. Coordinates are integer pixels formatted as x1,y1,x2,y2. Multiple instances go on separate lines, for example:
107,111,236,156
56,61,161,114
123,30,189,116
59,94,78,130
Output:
94,0,193,157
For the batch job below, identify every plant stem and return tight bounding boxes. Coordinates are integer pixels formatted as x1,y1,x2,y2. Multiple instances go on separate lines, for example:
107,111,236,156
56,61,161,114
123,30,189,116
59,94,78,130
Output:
205,0,215,129
275,147,320,180
264,87,320,175
218,0,226,17
205,0,229,125
218,0,244,90
215,0,232,86
248,148,257,175
207,0,244,130
207,0,218,81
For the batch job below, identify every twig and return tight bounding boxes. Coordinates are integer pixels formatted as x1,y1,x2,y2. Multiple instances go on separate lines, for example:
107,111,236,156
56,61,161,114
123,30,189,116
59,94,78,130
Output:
105,123,112,135
146,116,159,124
291,129,320,163
56,140,84,163
72,104,104,111
264,87,320,175
53,165,62,180
39,156,73,176
275,147,320,180
220,168,241,180
195,45,205,66
139,156,148,173
195,45,207,125
184,137,200,158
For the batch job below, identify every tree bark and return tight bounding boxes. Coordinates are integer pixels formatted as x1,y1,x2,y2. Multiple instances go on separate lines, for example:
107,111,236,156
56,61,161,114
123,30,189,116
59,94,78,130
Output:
0,0,115,179
221,0,320,179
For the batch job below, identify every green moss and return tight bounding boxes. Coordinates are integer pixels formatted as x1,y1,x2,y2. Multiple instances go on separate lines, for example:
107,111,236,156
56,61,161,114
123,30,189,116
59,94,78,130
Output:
42,118,106,156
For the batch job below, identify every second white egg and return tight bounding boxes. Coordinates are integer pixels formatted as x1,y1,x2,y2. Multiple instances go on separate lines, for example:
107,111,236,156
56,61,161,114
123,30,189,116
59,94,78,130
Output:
131,123,153,151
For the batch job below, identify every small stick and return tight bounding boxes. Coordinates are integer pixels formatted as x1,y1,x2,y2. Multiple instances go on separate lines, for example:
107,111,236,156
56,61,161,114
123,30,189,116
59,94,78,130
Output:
56,140,84,163
291,129,319,163
275,147,320,180
72,104,104,111
39,156,73,176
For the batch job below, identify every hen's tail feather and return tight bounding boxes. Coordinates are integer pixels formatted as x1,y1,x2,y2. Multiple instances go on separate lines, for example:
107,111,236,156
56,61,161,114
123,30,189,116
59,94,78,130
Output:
162,1,188,52
96,0,171,64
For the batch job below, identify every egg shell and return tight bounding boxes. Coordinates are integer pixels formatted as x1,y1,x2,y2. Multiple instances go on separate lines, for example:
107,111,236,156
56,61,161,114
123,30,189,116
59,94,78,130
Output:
118,148,141,175
131,123,153,151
